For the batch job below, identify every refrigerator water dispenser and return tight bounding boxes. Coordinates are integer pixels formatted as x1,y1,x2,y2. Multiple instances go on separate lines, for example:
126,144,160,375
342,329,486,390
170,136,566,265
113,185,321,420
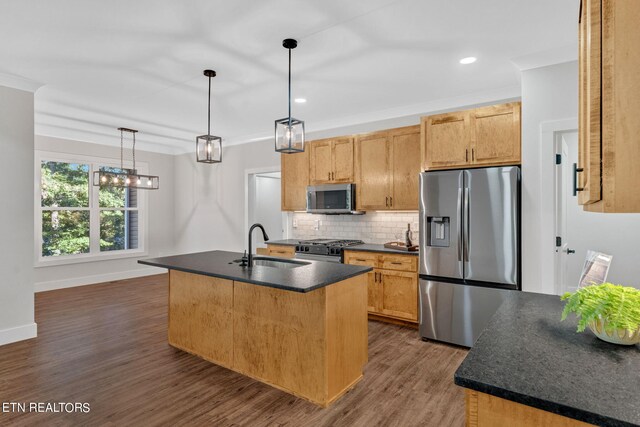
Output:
427,217,450,247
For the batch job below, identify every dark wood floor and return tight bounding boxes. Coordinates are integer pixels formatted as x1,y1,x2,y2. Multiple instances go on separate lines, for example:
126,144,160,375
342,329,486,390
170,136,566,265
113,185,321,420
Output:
0,274,468,426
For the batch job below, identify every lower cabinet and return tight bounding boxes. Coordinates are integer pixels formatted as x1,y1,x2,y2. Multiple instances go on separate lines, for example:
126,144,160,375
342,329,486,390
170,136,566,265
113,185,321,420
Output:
344,250,418,323
378,270,418,321
266,244,295,258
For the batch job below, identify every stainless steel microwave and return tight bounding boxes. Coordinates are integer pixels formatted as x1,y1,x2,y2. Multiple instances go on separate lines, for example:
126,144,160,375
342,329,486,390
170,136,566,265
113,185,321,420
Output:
306,184,361,214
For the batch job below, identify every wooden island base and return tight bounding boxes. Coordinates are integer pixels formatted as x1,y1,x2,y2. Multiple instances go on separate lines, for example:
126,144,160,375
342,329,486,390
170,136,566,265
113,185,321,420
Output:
168,270,368,407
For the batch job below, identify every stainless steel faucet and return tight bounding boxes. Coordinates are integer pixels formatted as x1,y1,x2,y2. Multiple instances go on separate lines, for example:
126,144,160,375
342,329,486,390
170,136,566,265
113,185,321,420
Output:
245,223,270,268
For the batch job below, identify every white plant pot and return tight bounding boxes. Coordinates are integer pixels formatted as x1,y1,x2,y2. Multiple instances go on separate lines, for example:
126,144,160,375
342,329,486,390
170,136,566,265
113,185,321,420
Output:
588,319,640,345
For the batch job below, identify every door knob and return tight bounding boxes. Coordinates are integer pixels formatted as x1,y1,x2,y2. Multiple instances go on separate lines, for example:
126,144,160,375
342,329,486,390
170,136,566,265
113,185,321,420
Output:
565,248,576,254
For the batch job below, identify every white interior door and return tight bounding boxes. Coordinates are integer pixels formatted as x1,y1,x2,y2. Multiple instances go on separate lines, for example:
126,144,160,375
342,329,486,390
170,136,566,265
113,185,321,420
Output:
248,172,283,247
555,131,640,293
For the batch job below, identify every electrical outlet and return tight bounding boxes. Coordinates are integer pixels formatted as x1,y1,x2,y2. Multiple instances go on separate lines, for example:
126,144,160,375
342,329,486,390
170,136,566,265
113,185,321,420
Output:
292,219,298,229
314,220,320,230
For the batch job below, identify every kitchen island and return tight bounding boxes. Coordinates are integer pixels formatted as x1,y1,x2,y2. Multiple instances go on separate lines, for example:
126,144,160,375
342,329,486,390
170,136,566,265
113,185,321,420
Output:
139,250,372,407
455,292,640,427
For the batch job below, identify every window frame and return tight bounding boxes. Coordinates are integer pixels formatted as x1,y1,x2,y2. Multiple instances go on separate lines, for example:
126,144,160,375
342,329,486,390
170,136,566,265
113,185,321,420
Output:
34,151,149,267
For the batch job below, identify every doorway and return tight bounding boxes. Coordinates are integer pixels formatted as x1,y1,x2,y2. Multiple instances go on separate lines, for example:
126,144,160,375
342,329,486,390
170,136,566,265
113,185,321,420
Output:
246,170,283,248
554,131,640,293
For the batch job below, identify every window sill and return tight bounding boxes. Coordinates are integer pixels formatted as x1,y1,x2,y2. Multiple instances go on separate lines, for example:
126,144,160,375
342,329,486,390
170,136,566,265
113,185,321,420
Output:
35,250,149,268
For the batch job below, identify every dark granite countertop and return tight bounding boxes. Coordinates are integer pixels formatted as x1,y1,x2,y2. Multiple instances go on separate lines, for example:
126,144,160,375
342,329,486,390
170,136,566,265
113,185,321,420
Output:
264,239,300,246
138,250,371,293
343,243,419,256
267,240,419,256
454,292,640,427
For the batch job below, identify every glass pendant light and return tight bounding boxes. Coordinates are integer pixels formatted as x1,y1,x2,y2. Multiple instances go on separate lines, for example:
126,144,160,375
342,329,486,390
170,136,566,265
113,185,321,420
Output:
196,69,222,163
275,38,305,153
93,128,160,190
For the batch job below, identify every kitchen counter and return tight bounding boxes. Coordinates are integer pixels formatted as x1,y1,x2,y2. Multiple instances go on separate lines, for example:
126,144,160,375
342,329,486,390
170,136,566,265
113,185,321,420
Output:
138,250,370,407
454,291,640,427
267,240,419,256
262,239,300,246
139,250,371,293
343,243,419,256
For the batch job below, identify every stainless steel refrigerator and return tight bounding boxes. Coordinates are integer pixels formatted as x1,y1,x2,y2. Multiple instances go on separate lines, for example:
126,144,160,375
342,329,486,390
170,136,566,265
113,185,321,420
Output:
419,166,520,347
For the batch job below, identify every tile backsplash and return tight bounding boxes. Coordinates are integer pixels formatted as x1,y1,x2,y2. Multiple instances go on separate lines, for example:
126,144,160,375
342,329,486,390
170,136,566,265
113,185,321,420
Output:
288,212,419,244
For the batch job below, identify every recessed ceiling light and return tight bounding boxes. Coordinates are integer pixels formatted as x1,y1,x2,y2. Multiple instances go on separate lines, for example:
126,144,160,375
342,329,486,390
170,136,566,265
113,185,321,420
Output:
459,57,477,65
294,98,307,103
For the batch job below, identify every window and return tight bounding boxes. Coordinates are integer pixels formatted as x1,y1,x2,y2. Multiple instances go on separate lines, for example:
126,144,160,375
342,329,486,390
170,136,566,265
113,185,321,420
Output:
36,153,147,265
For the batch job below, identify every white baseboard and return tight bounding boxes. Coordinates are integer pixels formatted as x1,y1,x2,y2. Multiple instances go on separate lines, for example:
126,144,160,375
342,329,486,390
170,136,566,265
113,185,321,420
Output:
0,322,37,346
35,267,166,293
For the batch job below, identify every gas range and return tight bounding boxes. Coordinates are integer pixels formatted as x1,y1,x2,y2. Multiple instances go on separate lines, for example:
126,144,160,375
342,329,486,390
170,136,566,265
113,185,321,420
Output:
294,239,364,262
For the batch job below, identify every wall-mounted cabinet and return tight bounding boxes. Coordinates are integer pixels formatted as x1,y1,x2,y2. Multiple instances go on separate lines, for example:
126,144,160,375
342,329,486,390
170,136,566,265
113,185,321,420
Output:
355,125,420,211
578,0,640,212
309,137,354,184
281,149,308,211
421,102,521,171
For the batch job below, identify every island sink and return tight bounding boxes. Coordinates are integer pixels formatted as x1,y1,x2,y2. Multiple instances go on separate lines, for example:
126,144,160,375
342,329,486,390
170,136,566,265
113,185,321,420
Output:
250,256,309,269
139,250,372,407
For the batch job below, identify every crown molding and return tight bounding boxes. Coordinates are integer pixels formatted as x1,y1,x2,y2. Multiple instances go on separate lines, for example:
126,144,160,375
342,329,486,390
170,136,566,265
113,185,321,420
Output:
0,71,44,93
35,124,182,156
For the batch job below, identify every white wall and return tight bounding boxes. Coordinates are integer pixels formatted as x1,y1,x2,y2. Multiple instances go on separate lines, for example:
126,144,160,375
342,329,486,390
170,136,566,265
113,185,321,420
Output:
0,85,37,345
251,174,283,246
33,135,175,291
174,141,280,253
521,61,578,293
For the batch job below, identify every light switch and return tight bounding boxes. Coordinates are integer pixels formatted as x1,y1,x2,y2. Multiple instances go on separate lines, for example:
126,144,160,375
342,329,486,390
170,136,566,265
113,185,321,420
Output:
314,220,320,230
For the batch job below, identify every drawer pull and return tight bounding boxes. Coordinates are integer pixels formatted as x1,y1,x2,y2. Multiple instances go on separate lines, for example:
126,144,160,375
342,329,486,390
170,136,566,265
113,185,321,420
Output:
355,258,368,262
390,262,403,265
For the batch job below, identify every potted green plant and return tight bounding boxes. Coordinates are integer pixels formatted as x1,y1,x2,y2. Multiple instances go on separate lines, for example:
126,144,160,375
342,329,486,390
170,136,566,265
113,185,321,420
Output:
561,283,640,345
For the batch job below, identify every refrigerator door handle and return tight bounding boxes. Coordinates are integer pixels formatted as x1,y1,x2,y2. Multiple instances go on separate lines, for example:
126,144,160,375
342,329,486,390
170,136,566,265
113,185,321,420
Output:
457,186,463,273
464,187,470,263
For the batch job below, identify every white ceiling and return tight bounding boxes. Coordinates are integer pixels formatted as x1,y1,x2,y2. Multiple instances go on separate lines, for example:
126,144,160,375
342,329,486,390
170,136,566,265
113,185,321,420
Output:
0,0,579,154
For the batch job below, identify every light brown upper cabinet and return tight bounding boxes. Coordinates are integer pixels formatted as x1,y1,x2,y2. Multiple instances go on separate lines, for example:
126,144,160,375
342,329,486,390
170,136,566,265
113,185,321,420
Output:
390,126,421,210
421,102,521,171
470,103,521,166
422,111,470,169
309,137,354,184
355,132,390,210
280,149,309,211
578,0,640,212
355,125,420,211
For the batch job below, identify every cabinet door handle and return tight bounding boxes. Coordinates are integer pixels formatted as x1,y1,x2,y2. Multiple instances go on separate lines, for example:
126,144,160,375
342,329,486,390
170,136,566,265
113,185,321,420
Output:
389,196,392,207
578,0,582,24
465,149,468,162
332,172,334,180
573,163,584,196
385,196,389,207
472,148,475,161
328,172,331,180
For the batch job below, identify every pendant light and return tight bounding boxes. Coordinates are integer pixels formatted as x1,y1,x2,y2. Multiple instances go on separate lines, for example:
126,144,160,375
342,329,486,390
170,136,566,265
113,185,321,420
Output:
196,69,222,163
275,38,305,153
93,128,160,190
